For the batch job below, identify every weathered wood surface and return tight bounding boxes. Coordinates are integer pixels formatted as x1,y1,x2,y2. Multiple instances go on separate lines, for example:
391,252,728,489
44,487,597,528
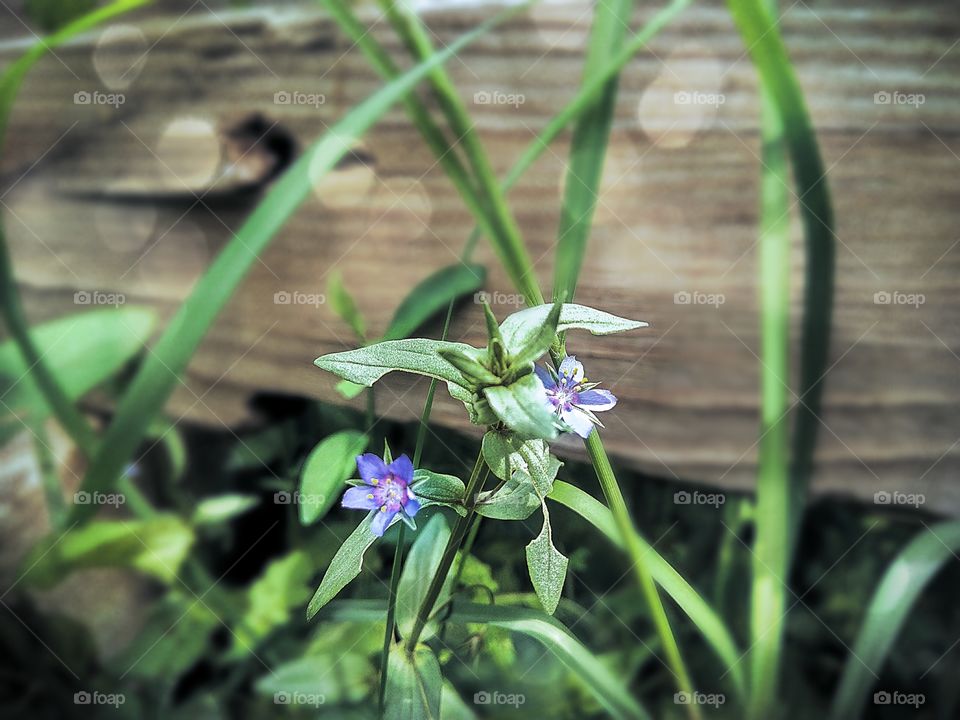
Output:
2,1,959,511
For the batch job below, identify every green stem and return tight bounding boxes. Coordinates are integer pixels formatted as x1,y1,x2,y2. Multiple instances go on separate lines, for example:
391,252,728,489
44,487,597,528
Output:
377,522,405,716
584,431,701,720
404,450,486,653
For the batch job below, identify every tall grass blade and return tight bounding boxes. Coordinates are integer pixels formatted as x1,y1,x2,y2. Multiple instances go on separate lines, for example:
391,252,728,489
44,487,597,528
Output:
727,0,836,715
552,0,632,304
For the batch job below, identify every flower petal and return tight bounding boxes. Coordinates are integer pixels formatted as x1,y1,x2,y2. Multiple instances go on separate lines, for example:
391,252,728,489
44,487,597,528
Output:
576,389,617,411
371,507,397,537
561,406,596,438
533,364,557,390
404,495,421,517
388,454,414,484
356,453,389,485
559,355,585,384
342,486,380,510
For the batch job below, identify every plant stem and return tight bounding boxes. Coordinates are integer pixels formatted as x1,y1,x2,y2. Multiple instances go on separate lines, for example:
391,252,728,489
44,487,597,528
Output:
377,522,405,716
584,431,701,720
404,450,486,653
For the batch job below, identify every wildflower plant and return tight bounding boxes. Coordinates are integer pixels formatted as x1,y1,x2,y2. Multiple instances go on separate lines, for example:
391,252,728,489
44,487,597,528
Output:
309,301,646,619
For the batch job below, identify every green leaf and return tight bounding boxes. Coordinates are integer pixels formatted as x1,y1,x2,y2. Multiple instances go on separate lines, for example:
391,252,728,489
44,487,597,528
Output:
382,264,486,342
20,515,194,588
475,469,541,521
191,494,259,526
307,513,379,619
829,521,960,720
233,551,312,652
72,9,514,520
548,480,746,699
506,300,562,369
336,379,368,399
411,468,466,513
0,308,155,445
482,373,558,440
396,514,453,640
525,505,568,615
315,339,473,391
328,269,367,341
481,432,561,495
436,347,500,387
385,644,443,720
299,430,368,525
498,303,647,357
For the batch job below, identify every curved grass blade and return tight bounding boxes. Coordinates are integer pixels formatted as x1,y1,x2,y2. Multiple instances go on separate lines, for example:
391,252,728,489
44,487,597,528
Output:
829,521,960,720
0,0,152,456
548,479,746,701
726,0,836,715
552,0,632,306
70,6,522,521
327,599,651,720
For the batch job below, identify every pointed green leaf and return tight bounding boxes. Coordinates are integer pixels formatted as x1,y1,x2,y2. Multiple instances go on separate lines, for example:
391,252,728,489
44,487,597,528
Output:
327,269,367,341
385,644,443,720
299,430,368,525
507,300,562,369
436,347,500,386
307,513,379,619
396,514,453,640
481,433,561,495
482,373,558,440
475,469,541,521
498,303,648,356
411,468,466,513
526,506,568,615
315,339,472,390
382,263,486,341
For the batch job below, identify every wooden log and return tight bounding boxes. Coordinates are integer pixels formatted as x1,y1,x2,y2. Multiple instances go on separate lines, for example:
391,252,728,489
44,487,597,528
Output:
1,1,958,512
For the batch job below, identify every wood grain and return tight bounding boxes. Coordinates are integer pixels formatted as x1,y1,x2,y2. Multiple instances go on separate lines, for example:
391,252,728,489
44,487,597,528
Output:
2,1,958,511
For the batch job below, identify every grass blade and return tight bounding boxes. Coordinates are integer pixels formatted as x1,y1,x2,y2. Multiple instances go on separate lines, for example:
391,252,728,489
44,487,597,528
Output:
549,480,746,700
0,0,152,456
727,0,836,715
70,6,520,521
829,521,960,720
552,0,632,304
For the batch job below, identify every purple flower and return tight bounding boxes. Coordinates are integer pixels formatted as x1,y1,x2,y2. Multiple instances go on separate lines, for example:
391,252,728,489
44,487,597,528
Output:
534,356,617,439
342,453,421,536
